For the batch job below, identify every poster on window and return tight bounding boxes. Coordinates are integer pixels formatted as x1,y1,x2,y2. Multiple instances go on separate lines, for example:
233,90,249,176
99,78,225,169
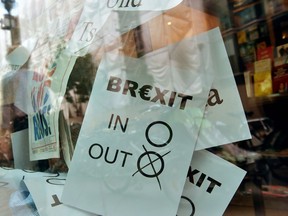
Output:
24,172,97,216
0,167,43,216
141,27,251,150
68,0,184,56
26,46,77,160
10,0,83,160
177,150,246,216
62,51,213,216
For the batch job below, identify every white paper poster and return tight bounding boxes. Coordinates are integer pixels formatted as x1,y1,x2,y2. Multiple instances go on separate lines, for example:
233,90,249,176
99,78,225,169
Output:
11,129,37,170
141,27,251,150
69,0,183,56
194,28,251,150
27,49,77,160
67,0,112,56
0,168,44,216
0,168,96,216
177,150,246,216
24,173,97,216
14,0,81,161
62,53,212,216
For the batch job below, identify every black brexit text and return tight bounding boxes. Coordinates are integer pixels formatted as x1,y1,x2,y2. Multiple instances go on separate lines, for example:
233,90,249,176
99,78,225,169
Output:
107,76,193,110
187,167,222,194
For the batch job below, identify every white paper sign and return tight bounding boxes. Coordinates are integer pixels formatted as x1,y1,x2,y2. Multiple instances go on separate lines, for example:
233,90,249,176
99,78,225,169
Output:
11,129,37,170
62,53,212,216
0,168,44,216
68,0,112,55
12,0,81,160
177,150,246,216
194,28,251,150
69,0,183,56
24,173,97,216
27,51,77,161
141,27,251,150
0,168,95,216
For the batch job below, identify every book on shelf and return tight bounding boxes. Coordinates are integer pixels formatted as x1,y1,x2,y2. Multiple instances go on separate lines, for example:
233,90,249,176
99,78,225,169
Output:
272,57,288,93
232,0,255,9
276,43,288,58
253,58,273,96
254,58,272,72
257,46,274,61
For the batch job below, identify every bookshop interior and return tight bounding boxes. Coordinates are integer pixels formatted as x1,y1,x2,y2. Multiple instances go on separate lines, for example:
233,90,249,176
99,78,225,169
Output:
1,0,288,215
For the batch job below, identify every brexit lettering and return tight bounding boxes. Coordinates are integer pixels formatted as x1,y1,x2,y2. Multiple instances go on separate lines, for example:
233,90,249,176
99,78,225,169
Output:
33,106,52,141
107,76,193,110
187,166,222,194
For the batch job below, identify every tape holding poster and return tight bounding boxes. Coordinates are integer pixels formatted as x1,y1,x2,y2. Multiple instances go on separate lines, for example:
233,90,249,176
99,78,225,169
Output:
61,52,213,216
177,150,246,216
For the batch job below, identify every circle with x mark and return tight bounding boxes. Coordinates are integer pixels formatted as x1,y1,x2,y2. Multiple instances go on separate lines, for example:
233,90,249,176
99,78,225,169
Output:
132,121,173,190
137,150,165,178
133,145,171,190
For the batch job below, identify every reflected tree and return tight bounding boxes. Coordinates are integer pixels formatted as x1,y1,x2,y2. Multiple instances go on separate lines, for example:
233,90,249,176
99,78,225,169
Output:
65,54,96,117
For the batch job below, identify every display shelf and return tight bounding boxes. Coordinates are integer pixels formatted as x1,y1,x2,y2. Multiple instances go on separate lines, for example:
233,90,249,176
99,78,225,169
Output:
247,92,288,106
222,18,266,36
266,8,288,20
221,0,288,74
232,1,262,13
